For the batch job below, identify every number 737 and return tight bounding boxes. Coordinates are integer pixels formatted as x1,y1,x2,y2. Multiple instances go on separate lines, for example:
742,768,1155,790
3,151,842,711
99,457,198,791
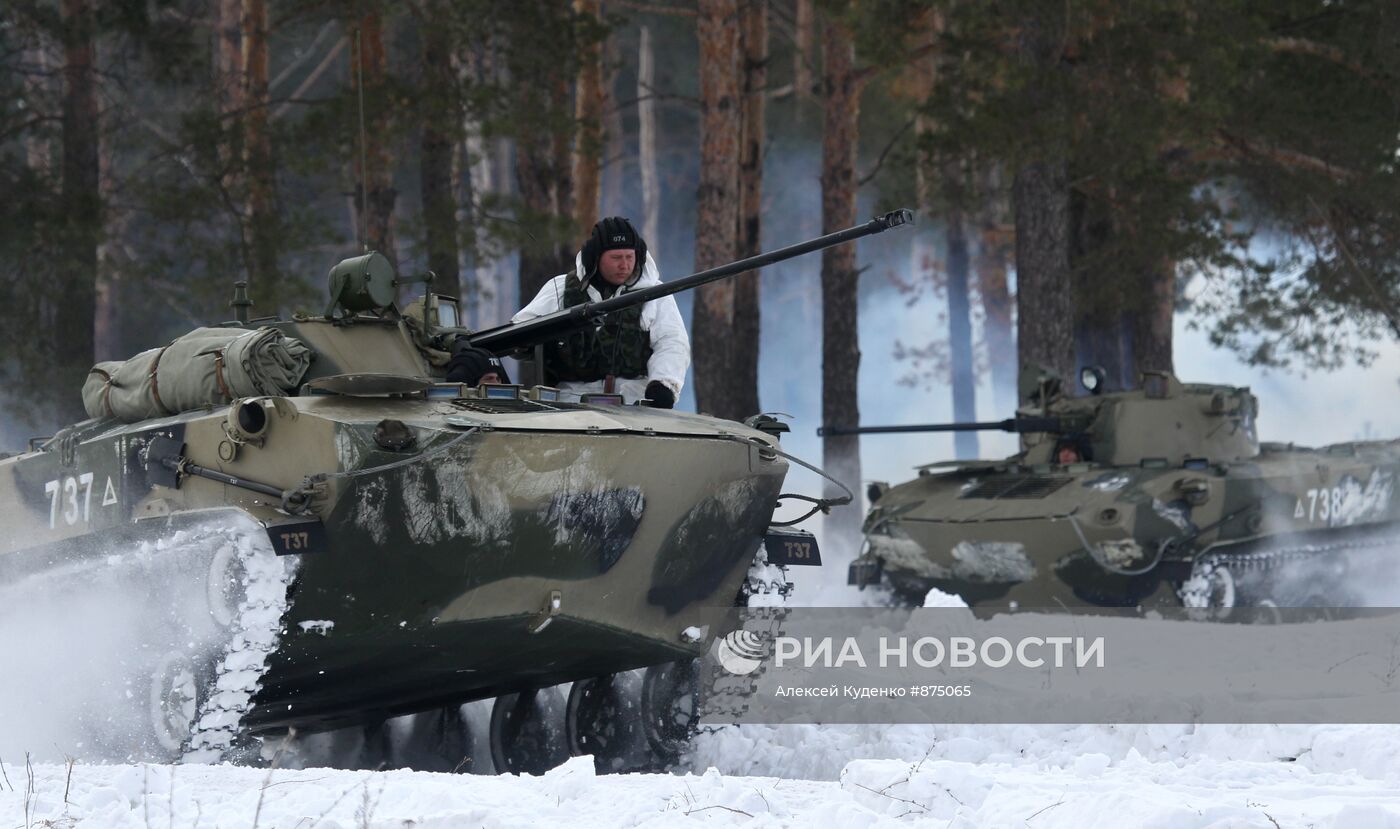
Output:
45,473,94,529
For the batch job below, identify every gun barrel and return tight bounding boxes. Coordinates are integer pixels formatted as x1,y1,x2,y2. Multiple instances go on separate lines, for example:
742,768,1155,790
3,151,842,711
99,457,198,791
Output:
469,209,913,354
817,417,1061,437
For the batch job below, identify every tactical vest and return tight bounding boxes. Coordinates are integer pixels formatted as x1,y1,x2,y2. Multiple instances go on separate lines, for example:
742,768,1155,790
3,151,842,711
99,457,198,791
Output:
544,275,653,384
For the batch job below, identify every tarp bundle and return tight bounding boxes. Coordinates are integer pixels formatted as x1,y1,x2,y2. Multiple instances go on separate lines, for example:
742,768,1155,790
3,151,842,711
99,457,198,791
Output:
83,327,313,422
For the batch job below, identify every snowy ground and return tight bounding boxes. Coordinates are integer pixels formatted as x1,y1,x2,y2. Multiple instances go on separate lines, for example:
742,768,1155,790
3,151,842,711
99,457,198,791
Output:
5,724,1400,828
6,591,1399,827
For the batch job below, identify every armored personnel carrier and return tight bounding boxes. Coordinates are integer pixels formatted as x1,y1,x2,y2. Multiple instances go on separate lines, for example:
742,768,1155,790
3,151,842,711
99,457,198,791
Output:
838,368,1400,610
0,210,910,773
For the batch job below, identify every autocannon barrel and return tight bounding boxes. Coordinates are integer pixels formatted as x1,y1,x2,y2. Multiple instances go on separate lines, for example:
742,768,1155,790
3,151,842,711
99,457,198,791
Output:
467,209,913,355
817,416,1063,437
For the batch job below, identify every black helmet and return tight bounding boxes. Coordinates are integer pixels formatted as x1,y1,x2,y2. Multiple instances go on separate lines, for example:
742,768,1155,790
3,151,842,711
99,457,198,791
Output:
581,217,647,285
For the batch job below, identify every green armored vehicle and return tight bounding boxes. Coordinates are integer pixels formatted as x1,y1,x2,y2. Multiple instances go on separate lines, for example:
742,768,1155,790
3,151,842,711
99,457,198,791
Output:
0,211,909,773
841,368,1400,610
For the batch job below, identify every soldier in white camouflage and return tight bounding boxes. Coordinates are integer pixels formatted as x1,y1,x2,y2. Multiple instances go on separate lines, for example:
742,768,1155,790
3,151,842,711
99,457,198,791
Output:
511,217,690,407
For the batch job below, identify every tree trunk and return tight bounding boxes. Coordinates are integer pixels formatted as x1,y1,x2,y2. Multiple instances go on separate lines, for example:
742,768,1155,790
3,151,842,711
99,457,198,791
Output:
94,120,122,361
516,131,572,303
731,0,766,418
1134,263,1174,375
56,0,100,420
1012,7,1074,403
351,12,397,265
691,0,743,418
820,14,862,550
1068,191,1175,390
974,174,1017,412
21,43,56,178
242,0,278,302
572,0,604,230
638,25,660,249
601,25,626,216
214,0,243,174
1013,160,1074,400
421,20,461,300
946,208,978,458
516,69,574,321
794,0,814,103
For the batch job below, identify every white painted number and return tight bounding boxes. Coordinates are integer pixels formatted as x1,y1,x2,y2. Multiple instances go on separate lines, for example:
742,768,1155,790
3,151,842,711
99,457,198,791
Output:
45,479,59,529
1298,486,1348,525
43,472,98,529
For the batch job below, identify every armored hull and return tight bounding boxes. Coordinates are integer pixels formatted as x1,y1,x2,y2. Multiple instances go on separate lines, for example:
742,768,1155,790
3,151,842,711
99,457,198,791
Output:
0,388,785,739
855,372,1400,609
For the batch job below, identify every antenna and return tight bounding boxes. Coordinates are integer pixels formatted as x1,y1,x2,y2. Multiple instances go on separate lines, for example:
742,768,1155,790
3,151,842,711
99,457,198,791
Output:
354,25,369,253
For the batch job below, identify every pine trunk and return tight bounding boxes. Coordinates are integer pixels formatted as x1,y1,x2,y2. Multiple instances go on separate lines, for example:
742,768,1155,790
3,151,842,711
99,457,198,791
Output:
946,208,978,458
1012,9,1074,402
21,43,56,177
1068,195,1175,389
516,63,574,318
56,0,99,420
94,105,121,361
214,0,242,194
1013,160,1074,399
242,0,278,301
601,26,625,216
732,0,766,418
516,134,572,304
638,25,660,248
1134,263,1175,375
352,13,397,265
573,0,604,230
692,0,743,418
421,21,461,300
794,0,814,103
974,216,1017,412
820,16,862,549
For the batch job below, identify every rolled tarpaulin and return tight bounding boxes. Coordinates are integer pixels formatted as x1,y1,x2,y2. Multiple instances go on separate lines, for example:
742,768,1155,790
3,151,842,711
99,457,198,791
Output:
82,327,312,422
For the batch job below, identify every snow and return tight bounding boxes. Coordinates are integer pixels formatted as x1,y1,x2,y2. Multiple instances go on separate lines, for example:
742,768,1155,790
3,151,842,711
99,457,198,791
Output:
5,726,1400,827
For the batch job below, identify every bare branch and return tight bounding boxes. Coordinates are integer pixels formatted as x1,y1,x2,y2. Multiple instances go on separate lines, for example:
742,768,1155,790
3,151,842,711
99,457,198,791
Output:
858,117,915,187
1267,36,1388,88
852,41,939,90
1214,128,1359,182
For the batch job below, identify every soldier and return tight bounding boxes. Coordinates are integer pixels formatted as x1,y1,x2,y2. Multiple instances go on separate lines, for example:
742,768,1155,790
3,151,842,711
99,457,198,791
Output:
445,343,508,386
511,217,689,407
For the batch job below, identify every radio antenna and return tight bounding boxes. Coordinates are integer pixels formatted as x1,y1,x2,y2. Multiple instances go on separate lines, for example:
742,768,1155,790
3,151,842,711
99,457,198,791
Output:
354,25,369,253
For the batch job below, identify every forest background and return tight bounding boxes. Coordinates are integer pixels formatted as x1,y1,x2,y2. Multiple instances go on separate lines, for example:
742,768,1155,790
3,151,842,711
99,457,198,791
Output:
3,0,1400,546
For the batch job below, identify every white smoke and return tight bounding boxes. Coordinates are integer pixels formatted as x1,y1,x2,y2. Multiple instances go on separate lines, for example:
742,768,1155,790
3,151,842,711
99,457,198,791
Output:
0,523,246,764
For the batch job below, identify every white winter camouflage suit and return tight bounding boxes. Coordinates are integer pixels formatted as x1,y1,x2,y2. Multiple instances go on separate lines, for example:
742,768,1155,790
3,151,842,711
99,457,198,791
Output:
512,250,691,404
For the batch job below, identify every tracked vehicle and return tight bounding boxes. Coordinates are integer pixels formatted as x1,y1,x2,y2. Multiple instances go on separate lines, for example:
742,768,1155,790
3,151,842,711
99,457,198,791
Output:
0,210,910,773
838,368,1400,610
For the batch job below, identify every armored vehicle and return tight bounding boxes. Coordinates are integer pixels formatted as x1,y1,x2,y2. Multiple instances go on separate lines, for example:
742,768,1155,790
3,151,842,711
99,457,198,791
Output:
0,210,910,773
838,368,1400,610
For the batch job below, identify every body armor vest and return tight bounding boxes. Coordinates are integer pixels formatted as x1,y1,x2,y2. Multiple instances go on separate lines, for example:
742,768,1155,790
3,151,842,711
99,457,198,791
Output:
544,275,653,384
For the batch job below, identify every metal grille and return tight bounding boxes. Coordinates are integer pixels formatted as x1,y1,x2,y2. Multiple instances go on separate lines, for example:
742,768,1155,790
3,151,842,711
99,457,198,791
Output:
960,475,1072,500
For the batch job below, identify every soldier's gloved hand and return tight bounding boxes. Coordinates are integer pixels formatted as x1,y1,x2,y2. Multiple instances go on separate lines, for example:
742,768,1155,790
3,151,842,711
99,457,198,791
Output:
644,381,675,409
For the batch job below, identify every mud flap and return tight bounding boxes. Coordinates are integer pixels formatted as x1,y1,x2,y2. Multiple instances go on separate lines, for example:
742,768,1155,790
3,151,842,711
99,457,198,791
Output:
847,555,882,587
763,528,821,566
264,519,327,556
